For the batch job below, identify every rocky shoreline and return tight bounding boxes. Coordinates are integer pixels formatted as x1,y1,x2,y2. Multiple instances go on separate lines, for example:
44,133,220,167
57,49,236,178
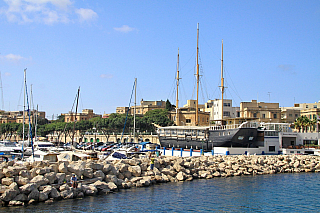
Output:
1,154,320,207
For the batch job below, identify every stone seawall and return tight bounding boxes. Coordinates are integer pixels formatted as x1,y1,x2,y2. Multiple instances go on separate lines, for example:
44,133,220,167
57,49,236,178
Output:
1,154,320,207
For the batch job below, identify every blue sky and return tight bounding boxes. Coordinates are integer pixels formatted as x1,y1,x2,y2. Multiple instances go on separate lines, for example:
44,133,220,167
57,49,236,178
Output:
0,0,319,119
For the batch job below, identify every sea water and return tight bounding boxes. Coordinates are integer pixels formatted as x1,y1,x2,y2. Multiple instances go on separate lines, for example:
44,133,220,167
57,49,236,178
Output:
3,173,320,213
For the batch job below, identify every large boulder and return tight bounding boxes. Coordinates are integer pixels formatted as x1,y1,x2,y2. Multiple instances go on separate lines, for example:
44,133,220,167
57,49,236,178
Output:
49,187,60,199
93,180,110,191
106,182,118,191
19,183,37,194
0,185,8,193
13,193,28,202
102,164,112,174
83,168,93,178
67,161,85,177
56,173,66,184
93,170,105,179
60,190,74,199
15,176,29,186
44,172,57,184
19,170,32,179
42,185,53,195
30,175,49,187
39,192,48,202
58,162,68,173
128,166,141,177
28,189,40,201
83,185,98,196
176,171,186,181
0,188,19,202
2,167,15,177
161,168,177,177
1,177,14,186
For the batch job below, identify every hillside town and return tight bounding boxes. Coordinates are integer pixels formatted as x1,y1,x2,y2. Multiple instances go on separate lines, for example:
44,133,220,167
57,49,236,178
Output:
0,98,319,142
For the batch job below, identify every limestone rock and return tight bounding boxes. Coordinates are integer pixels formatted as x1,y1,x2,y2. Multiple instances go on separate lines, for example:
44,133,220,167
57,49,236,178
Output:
60,190,74,199
19,183,37,194
176,171,186,181
0,188,19,202
83,168,93,178
15,176,30,186
28,189,40,201
93,180,110,191
106,182,118,191
128,165,141,177
93,170,105,179
1,177,14,186
44,172,57,184
49,187,60,199
39,192,49,202
13,193,28,202
58,162,68,173
30,175,49,187
56,173,66,184
19,170,31,179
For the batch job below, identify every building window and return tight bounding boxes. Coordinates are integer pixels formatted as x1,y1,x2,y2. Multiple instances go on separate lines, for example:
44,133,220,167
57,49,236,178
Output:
253,113,257,118
269,146,275,152
306,105,309,108
289,114,292,117
262,114,266,118
223,112,230,116
186,119,191,123
223,103,230,107
314,105,317,108
295,114,298,117
273,114,277,119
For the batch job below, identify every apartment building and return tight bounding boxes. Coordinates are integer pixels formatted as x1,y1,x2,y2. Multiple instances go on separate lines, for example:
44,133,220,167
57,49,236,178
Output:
205,99,240,122
116,100,166,116
240,100,281,123
63,109,101,123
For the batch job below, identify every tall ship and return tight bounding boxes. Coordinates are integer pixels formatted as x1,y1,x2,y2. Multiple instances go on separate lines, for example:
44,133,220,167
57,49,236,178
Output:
158,122,263,151
157,24,264,151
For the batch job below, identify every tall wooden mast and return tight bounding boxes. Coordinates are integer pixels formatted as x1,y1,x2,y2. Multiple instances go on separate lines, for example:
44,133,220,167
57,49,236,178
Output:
176,49,180,126
220,39,224,123
196,23,199,126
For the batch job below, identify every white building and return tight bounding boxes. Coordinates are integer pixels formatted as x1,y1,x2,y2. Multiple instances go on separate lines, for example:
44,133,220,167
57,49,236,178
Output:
205,99,239,122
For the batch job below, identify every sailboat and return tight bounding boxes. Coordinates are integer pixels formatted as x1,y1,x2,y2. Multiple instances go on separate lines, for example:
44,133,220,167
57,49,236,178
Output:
157,24,261,151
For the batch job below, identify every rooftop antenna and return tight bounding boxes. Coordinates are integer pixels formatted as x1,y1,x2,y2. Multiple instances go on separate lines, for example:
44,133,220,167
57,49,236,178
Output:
268,92,271,103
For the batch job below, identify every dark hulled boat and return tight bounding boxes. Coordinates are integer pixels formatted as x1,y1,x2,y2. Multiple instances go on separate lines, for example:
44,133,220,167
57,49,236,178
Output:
157,122,262,151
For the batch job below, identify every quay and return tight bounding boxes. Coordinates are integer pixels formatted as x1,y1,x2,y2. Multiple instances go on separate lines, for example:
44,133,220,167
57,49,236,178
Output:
0,154,320,207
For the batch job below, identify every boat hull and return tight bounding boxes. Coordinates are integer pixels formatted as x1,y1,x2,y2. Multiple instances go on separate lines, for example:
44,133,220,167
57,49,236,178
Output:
158,127,259,151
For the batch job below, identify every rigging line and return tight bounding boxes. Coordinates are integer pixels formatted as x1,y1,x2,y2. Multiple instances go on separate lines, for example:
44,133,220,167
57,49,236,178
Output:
225,68,242,102
225,79,242,104
70,89,79,113
180,80,188,106
25,80,34,160
181,50,196,70
199,80,206,104
17,77,24,111
120,80,135,143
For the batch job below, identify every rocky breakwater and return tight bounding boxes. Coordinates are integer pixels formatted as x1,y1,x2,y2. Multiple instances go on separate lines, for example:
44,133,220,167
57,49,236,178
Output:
1,154,320,207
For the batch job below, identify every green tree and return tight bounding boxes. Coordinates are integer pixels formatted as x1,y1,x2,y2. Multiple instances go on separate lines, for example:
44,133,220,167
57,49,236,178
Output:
166,99,175,111
144,109,173,127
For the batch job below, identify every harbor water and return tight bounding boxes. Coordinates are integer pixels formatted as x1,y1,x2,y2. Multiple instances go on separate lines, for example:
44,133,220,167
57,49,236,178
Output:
3,172,320,212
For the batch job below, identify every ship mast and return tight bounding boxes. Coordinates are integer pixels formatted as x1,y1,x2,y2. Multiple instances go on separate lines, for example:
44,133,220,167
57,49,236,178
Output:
133,78,137,141
220,39,224,123
176,48,180,126
196,23,199,126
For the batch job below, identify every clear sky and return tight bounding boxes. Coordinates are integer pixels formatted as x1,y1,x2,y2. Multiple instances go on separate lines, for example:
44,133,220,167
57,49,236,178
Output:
0,0,319,119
